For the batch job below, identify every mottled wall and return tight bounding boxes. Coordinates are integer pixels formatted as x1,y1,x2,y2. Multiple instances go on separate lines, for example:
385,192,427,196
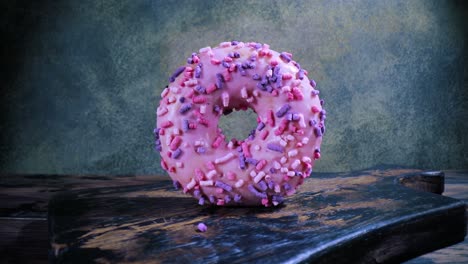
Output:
1,0,467,175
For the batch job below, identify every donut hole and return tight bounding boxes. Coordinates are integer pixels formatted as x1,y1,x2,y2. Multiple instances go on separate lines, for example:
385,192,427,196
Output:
218,108,257,142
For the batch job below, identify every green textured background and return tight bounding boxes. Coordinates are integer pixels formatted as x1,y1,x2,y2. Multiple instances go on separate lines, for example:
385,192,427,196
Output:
1,0,467,175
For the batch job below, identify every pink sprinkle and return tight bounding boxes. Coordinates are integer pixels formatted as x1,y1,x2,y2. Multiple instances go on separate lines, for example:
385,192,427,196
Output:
227,171,236,180
192,55,200,63
216,188,224,194
184,71,193,78
282,73,293,80
260,130,269,140
222,70,231,82
229,63,237,72
206,84,217,94
267,110,275,127
159,128,165,135
185,66,194,72
275,119,289,135
261,198,269,206
193,95,206,104
195,168,205,180
170,136,182,151
270,60,278,66
241,142,251,158
161,159,168,170
197,223,207,232
311,106,320,113
255,159,267,170
197,117,210,126
314,152,321,160
211,58,221,65
223,56,233,62
161,121,173,128
205,161,215,170
212,136,224,148
169,167,176,173
216,199,225,205
189,122,197,129
186,89,195,98
286,92,294,101
292,87,304,100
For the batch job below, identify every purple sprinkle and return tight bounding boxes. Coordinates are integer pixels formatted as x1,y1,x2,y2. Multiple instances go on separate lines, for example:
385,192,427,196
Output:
248,134,255,141
257,82,266,91
193,189,201,199
239,154,246,169
240,69,247,76
187,57,194,64
267,143,284,153
272,195,284,203
224,195,231,203
197,223,207,232
257,122,265,131
248,184,267,198
155,139,161,146
266,85,273,93
195,64,202,78
215,180,232,192
269,167,277,174
248,62,256,69
267,179,275,189
153,127,160,137
245,157,258,165
198,197,205,205
321,125,326,135
295,171,303,177
222,61,230,68
233,52,240,58
283,183,292,191
173,180,181,190
258,180,267,191
252,74,261,80
172,148,183,159
195,85,206,94
179,103,192,114
314,126,323,137
320,110,327,121
179,97,186,103
169,66,185,82
196,147,206,154
309,119,317,127
182,119,189,131
276,74,283,87
237,146,243,152
241,62,249,69
311,90,320,96
213,105,222,114
255,43,262,49
280,52,291,63
261,75,268,85
274,66,281,75
231,40,239,45
209,195,215,204
216,73,225,89
297,69,305,80
276,104,291,118
234,194,242,203
320,99,324,106
310,79,317,88
155,145,162,152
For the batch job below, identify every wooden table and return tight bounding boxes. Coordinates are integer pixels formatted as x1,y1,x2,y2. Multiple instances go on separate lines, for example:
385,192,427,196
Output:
1,168,467,263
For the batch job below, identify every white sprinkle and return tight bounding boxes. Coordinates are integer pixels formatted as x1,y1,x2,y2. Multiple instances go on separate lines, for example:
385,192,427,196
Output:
176,162,184,168
254,145,261,151
157,106,168,116
186,178,196,190
291,159,301,169
200,104,207,114
199,46,212,54
254,171,266,183
161,88,169,97
280,156,288,164
220,41,231,47
173,128,180,135
252,90,260,97
194,140,204,146
214,152,234,164
222,92,230,107
246,97,254,103
170,86,180,94
288,149,298,157
227,141,234,149
281,86,291,93
184,79,198,87
241,86,248,98
273,161,281,169
281,167,289,173
302,156,312,163
206,170,217,179
266,69,273,77
167,96,176,104
287,171,296,177
236,42,245,48
302,137,310,144
200,180,214,186
274,184,281,193
279,139,288,147
235,179,245,188
273,201,280,206
250,170,257,177
286,134,295,141
298,114,306,128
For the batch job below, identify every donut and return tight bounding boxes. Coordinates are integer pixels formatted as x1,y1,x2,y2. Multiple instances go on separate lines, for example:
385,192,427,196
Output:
155,41,326,207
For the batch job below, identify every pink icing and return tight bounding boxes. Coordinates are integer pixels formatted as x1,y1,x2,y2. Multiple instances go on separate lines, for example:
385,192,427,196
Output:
156,41,325,206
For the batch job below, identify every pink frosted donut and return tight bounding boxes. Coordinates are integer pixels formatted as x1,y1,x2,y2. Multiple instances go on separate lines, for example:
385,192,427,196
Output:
155,41,326,206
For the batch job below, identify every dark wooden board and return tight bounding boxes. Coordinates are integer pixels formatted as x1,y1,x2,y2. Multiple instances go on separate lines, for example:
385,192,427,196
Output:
48,169,466,264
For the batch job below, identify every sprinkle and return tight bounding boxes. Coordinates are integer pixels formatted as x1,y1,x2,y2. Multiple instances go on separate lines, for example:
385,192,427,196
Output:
211,58,221,65
245,157,258,166
314,149,321,160
196,147,207,154
221,92,230,107
192,95,206,104
200,105,207,114
274,184,281,193
182,119,189,131
238,154,246,170
212,135,224,148
161,121,173,128
169,66,185,82
235,179,245,188
197,223,207,232
302,137,310,144
267,143,284,153
273,161,281,170
267,110,275,127
280,156,288,164
254,145,261,151
297,69,305,80
286,134,295,141
176,162,184,168
272,195,284,205
276,104,291,118
208,195,215,204
179,103,192,114
206,170,217,179
292,87,304,100
215,180,233,192
283,182,292,191
310,79,317,88
282,73,293,80
255,122,266,131
184,79,198,87
222,61,230,68
214,153,234,164
172,148,183,159
254,171,266,183
215,73,225,89
250,170,257,177
173,180,181,190
267,178,275,189
234,194,242,202
224,195,232,203
227,171,236,180
252,74,261,80
281,167,289,173
257,180,268,191
255,159,267,170
220,41,231,47
291,159,301,169
157,106,168,116
288,149,298,157
248,184,267,198
280,52,292,63
186,178,196,190
170,136,182,151
241,142,251,157
279,139,287,147
311,89,320,96
320,109,327,121
198,197,205,205
195,64,202,78
193,189,201,199
195,85,206,94
199,46,211,54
